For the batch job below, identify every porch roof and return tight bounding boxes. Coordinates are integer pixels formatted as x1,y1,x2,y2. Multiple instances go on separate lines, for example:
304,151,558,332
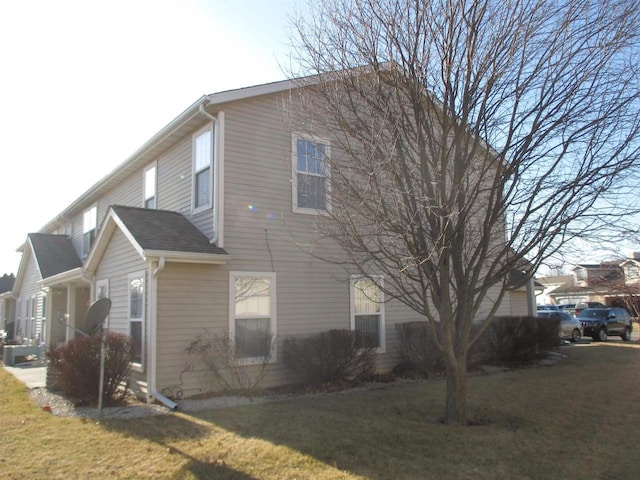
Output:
85,206,230,274
28,234,83,279
110,205,228,255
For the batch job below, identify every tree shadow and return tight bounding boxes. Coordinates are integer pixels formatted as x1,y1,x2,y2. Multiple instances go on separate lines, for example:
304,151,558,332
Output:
100,413,258,479
164,446,258,480
182,385,481,480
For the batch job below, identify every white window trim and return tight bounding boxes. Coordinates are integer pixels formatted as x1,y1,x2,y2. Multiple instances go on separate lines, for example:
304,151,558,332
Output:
82,203,98,258
143,162,157,209
192,123,215,214
292,134,331,215
350,275,386,353
229,271,277,365
128,271,145,372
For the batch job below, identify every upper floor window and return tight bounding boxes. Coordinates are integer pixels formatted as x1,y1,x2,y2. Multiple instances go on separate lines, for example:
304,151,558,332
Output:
82,205,97,258
293,136,329,213
143,163,157,209
350,275,385,351
193,124,214,212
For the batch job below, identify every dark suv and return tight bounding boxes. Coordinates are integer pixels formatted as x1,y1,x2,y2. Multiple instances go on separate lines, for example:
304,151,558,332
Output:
577,308,633,342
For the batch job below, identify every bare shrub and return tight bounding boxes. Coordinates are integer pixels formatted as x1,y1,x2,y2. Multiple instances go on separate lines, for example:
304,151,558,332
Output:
185,331,273,395
482,316,561,365
393,322,445,378
282,329,376,386
47,332,133,406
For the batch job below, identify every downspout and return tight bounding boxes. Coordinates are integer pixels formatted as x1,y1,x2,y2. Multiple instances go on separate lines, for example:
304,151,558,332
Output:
198,103,223,246
527,276,537,316
149,257,177,410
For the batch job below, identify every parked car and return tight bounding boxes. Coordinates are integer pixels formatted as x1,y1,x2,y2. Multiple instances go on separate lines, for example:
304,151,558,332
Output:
537,311,582,342
574,301,605,316
576,307,633,341
557,303,577,316
537,304,560,312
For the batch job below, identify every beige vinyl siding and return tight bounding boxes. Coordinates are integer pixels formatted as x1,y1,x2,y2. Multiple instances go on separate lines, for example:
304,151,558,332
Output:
156,138,192,212
155,263,228,396
94,229,146,335
509,290,529,316
49,287,68,346
15,250,44,342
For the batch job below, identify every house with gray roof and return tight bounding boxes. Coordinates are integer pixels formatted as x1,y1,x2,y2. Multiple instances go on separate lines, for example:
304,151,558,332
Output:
5,77,533,403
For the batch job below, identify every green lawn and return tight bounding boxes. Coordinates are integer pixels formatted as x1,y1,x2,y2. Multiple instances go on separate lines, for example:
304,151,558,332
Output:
1,341,639,479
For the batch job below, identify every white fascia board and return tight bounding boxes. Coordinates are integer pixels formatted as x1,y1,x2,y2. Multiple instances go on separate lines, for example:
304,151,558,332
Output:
142,250,231,265
205,79,299,106
40,267,86,288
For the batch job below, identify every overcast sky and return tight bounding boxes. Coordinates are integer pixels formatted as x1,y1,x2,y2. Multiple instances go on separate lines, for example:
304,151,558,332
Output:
0,0,303,275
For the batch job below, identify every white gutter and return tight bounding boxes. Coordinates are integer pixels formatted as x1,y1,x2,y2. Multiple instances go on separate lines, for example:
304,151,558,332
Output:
198,104,223,246
148,258,177,410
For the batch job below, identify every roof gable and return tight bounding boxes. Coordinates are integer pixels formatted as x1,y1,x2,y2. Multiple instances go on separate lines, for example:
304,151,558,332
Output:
12,234,82,293
0,273,15,294
28,234,83,279
85,206,229,274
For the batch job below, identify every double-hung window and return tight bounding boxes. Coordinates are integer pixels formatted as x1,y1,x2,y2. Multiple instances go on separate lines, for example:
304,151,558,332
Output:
193,125,213,212
230,272,276,363
82,205,97,258
293,136,329,213
350,275,385,351
128,272,145,368
143,163,157,209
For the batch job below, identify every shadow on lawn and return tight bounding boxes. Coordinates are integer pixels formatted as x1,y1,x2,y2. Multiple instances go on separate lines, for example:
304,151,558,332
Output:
101,413,259,480
186,386,449,480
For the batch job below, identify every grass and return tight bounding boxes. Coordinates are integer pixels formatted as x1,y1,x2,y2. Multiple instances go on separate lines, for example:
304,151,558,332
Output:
1,341,639,479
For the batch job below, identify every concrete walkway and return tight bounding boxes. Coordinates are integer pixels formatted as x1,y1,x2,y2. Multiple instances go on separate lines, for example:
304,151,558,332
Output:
2,363,47,388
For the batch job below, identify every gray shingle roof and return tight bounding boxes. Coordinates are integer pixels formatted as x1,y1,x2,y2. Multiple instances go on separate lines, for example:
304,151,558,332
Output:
0,273,15,294
110,205,228,255
28,234,83,279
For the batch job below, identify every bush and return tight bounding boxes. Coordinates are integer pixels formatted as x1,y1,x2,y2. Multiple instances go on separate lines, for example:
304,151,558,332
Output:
185,331,273,396
47,332,133,406
393,322,445,378
283,329,376,386
481,315,560,365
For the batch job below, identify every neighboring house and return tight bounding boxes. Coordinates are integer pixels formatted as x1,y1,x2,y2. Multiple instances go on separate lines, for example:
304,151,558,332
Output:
5,77,533,403
537,253,640,311
0,273,16,337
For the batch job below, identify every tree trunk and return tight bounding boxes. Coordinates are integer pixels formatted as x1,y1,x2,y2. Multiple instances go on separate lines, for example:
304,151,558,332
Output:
443,356,468,425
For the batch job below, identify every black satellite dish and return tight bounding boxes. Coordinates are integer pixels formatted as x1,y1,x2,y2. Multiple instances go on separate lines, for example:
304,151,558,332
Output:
84,298,112,335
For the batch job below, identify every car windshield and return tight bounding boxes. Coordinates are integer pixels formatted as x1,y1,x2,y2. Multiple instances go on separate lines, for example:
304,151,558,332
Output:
577,309,608,319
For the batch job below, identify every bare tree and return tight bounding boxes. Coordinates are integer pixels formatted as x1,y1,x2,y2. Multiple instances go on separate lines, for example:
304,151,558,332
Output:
287,0,640,425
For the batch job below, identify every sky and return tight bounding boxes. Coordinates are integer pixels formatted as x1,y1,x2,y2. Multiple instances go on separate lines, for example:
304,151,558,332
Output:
0,0,305,275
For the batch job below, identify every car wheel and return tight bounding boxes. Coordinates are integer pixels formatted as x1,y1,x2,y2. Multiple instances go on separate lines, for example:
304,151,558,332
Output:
571,329,581,343
622,327,631,342
598,328,607,342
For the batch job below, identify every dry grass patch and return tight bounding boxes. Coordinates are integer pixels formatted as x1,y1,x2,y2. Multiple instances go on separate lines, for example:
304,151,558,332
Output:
1,341,639,479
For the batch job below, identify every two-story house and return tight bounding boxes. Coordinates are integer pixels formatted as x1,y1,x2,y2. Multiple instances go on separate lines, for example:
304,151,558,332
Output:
539,254,640,313
4,77,533,404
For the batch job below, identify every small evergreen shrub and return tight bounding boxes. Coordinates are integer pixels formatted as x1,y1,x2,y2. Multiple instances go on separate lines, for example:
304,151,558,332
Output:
47,332,133,406
283,329,376,386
